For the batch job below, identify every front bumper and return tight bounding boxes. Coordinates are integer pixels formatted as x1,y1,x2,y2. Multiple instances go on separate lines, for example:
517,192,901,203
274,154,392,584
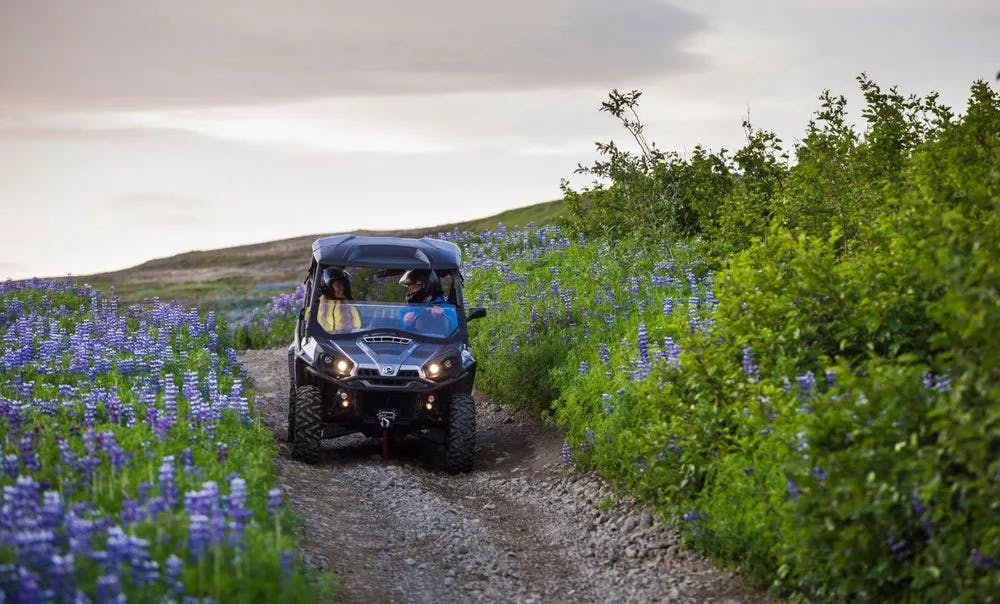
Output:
303,364,476,438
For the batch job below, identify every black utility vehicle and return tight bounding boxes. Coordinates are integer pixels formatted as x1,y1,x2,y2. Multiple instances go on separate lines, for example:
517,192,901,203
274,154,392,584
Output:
287,235,486,472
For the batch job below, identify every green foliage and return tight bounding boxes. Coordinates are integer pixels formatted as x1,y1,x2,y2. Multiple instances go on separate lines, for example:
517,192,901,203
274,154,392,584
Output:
474,77,1000,602
563,89,734,243
232,76,999,601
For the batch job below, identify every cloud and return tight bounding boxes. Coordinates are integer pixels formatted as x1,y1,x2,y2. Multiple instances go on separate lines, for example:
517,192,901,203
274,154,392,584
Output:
101,193,229,226
0,261,26,277
0,0,706,110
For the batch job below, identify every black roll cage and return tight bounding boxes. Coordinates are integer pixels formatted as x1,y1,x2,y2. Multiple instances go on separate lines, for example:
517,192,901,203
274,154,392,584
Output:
296,236,470,345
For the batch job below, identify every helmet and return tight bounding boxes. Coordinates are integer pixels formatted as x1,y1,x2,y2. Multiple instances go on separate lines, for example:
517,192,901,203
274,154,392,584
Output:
320,267,352,299
399,269,441,303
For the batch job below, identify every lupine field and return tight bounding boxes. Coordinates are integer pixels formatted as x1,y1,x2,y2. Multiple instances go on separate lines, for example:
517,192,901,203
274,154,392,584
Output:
235,78,999,602
0,279,331,601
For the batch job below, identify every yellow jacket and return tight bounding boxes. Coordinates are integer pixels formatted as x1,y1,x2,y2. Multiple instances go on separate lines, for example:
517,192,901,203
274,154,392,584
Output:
317,297,361,332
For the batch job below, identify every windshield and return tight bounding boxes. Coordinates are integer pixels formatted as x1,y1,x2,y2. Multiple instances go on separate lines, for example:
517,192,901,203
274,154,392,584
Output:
314,301,458,338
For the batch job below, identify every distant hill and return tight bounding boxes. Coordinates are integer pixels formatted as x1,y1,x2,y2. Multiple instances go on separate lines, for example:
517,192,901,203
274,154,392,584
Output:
83,199,564,313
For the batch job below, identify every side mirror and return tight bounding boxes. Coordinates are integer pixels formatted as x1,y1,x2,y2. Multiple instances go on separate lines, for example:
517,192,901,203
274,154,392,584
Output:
466,307,487,321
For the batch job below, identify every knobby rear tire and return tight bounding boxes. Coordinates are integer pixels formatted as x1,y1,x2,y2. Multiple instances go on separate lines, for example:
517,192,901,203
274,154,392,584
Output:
286,384,296,443
445,393,475,474
291,385,323,464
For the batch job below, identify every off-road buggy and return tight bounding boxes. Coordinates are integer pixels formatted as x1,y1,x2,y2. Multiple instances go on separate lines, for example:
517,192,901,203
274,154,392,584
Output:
286,235,486,472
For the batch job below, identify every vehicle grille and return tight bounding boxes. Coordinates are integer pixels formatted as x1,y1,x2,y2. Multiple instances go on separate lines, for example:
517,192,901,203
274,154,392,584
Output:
363,335,412,345
357,368,420,378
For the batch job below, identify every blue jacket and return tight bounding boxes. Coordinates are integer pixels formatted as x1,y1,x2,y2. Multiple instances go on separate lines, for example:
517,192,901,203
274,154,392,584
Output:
398,295,458,334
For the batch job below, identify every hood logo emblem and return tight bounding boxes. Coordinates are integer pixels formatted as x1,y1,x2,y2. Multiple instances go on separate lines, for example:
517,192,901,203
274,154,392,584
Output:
382,366,395,375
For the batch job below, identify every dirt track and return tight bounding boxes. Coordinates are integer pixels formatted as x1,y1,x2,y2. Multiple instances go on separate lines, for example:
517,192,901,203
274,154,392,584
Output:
240,348,767,603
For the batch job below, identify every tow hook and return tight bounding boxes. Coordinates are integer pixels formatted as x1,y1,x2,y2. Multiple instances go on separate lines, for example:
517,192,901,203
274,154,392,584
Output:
378,411,396,458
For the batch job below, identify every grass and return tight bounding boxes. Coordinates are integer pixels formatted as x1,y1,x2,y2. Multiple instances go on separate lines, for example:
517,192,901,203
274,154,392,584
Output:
79,199,565,311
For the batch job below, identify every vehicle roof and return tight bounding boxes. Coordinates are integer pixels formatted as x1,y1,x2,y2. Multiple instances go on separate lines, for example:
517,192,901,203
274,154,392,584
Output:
312,235,462,269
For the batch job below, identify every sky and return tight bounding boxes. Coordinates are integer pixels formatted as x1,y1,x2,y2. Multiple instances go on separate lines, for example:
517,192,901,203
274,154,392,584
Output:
1,1,997,279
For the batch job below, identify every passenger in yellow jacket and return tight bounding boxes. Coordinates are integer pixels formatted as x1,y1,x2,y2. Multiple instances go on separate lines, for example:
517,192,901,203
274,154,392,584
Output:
316,267,361,332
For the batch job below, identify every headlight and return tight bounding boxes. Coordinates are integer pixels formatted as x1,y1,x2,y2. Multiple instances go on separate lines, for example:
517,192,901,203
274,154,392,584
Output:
320,350,354,377
422,357,458,380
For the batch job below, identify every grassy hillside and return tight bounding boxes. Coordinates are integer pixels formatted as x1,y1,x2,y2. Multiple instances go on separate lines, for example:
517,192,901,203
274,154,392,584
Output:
82,199,564,314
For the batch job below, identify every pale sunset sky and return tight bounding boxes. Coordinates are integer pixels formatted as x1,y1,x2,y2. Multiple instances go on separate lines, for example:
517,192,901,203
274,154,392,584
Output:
0,1,996,279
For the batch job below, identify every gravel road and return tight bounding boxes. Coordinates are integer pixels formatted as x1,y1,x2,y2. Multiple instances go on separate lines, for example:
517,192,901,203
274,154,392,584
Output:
240,348,768,603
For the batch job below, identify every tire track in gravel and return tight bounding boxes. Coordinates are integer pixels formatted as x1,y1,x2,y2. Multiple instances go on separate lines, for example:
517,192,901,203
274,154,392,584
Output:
241,348,769,603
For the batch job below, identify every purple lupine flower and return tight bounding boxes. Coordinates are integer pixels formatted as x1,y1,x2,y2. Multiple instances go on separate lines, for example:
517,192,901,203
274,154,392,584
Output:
280,550,295,583
922,372,934,389
825,369,837,387
209,512,226,549
810,467,827,484
4,453,19,478
628,277,640,298
48,553,76,601
637,323,650,367
228,477,251,548
578,361,590,376
796,372,816,399
121,498,139,526
887,535,910,561
968,548,1000,570
662,298,674,316
934,375,951,393
20,433,41,472
14,567,42,602
158,456,177,508
166,554,185,596
217,442,229,464
787,480,800,501
663,337,681,367
105,526,130,570
181,448,194,470
667,438,683,456
145,496,166,524
602,393,614,416
681,511,704,523
598,343,610,365
103,435,128,473
267,488,284,516
584,428,596,446
82,428,98,456
131,550,160,588
560,441,573,468
95,573,124,603
188,514,209,560
41,490,65,530
742,346,758,381
229,379,249,419
163,375,178,425
15,529,57,570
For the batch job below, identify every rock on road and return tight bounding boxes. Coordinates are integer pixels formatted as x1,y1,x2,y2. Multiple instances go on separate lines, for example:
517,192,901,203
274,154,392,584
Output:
240,348,768,603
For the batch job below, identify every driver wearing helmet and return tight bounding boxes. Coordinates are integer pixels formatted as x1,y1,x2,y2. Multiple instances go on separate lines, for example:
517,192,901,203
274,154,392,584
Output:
398,269,457,334
317,267,361,332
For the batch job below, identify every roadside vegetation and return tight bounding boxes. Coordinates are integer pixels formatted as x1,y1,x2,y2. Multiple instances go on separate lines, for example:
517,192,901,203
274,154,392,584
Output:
0,280,333,600
193,75,1000,601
